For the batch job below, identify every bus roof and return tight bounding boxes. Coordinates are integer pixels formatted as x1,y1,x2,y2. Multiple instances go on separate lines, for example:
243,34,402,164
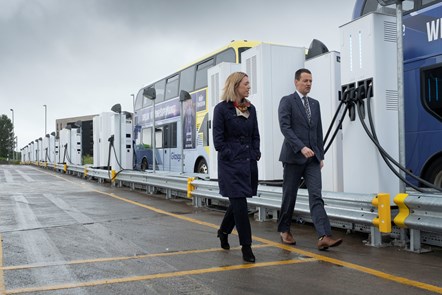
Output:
177,40,261,72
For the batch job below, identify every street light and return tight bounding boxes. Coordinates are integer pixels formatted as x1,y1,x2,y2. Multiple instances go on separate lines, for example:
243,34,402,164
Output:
43,104,47,135
10,109,14,160
143,87,156,173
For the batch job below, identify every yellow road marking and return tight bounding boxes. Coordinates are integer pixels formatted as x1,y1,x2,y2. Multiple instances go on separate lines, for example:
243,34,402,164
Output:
1,244,271,271
25,168,442,294
0,234,5,295
6,258,316,294
251,237,442,294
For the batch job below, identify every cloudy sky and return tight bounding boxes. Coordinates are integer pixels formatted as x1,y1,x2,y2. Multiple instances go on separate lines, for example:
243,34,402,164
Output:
0,0,356,149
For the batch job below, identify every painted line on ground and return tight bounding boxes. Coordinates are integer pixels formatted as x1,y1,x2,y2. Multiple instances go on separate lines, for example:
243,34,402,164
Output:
32,168,442,294
0,234,6,295
1,244,271,271
5,258,316,294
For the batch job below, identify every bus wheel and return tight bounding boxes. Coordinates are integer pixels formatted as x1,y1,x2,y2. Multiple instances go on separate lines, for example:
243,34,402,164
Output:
196,159,208,174
141,158,148,171
423,157,442,188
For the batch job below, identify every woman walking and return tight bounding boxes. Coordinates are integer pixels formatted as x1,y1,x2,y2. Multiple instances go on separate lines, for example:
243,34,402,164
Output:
212,71,261,263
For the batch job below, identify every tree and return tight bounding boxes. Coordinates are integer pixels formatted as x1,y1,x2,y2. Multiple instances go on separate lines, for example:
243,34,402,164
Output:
0,114,14,158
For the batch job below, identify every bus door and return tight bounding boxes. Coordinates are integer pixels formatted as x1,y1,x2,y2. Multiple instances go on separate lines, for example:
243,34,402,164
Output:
155,123,178,171
154,126,166,171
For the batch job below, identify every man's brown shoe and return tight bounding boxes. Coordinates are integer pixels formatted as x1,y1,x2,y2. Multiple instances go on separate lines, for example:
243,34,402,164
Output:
317,236,343,250
280,232,296,245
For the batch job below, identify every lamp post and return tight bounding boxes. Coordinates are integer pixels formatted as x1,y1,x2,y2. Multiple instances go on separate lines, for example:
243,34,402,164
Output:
43,104,47,135
143,87,156,173
10,109,14,160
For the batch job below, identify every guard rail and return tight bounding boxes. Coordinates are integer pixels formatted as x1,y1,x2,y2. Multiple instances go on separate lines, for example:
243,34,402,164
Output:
394,192,442,252
190,179,387,246
29,161,442,250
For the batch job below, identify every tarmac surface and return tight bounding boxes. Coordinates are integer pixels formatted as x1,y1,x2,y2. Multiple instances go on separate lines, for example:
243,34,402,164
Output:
0,164,441,295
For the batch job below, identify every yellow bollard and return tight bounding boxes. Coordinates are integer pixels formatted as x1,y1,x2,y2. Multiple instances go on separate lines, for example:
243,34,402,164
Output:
111,170,117,183
63,164,67,173
187,177,195,198
393,193,409,228
84,167,88,178
372,193,391,233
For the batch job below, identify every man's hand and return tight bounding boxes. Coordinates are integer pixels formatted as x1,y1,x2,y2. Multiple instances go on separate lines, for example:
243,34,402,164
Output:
301,147,315,158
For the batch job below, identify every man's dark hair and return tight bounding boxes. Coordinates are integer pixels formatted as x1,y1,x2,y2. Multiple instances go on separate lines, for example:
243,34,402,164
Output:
295,68,311,81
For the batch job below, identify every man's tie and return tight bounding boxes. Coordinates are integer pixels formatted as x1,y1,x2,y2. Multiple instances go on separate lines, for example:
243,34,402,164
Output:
302,96,311,122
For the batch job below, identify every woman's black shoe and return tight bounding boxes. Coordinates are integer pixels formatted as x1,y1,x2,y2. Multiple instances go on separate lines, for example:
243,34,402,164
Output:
217,229,230,250
241,245,255,263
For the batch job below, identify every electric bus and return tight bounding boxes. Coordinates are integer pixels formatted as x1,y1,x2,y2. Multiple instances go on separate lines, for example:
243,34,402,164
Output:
133,40,260,173
353,0,442,187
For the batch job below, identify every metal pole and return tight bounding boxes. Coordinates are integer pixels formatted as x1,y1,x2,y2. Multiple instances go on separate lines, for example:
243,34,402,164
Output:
180,100,184,174
396,1,406,193
152,100,156,173
43,104,47,135
119,113,122,170
10,109,14,160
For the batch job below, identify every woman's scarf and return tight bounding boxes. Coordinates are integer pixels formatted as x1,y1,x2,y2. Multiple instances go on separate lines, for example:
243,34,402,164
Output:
233,98,251,118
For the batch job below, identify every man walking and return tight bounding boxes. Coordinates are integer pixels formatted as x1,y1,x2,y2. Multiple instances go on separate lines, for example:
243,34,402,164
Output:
277,68,342,250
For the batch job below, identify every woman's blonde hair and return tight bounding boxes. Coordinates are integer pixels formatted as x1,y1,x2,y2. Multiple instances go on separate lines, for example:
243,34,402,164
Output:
220,72,248,102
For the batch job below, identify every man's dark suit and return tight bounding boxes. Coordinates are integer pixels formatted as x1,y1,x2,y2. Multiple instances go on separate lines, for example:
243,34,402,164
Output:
277,91,332,238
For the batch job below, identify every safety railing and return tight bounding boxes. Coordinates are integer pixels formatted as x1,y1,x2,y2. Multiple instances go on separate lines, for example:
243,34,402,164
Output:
115,170,190,199
190,179,389,246
30,161,442,250
394,192,442,252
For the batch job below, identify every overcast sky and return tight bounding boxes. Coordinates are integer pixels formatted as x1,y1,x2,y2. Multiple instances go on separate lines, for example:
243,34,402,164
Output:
0,0,356,149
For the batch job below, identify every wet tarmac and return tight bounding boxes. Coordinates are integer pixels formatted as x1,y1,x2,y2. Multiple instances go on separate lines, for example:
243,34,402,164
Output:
0,165,441,294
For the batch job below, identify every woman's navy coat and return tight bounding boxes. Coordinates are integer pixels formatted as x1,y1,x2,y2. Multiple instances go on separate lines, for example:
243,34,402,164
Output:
212,101,261,198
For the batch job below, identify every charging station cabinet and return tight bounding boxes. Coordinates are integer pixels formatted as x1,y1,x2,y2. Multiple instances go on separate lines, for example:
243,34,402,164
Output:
93,112,133,170
37,138,43,163
29,141,34,162
70,128,82,165
59,128,82,165
207,62,241,180
340,12,400,196
48,133,57,164
54,136,60,164
241,43,305,182
43,135,50,163
59,128,70,163
305,51,344,192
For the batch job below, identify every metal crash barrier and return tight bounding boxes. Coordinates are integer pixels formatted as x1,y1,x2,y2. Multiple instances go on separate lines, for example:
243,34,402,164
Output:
191,178,391,247
28,161,442,251
394,193,442,252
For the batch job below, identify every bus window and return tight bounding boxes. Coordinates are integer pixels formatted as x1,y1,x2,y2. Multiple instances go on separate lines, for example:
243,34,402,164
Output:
163,125,169,147
422,65,442,121
142,86,154,107
155,127,163,148
169,122,177,148
141,127,152,148
165,75,179,100
216,48,236,64
360,0,414,17
195,58,215,90
135,89,143,111
238,47,252,63
156,123,178,148
179,66,195,93
155,80,166,103
422,0,438,6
